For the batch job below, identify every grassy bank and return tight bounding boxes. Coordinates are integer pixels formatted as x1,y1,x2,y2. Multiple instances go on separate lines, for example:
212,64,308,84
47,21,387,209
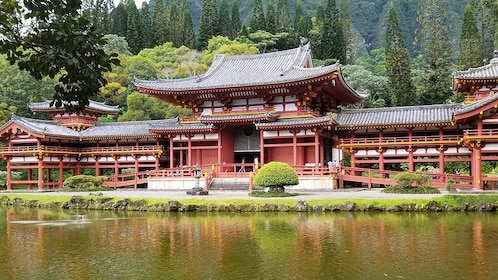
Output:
2,193,498,212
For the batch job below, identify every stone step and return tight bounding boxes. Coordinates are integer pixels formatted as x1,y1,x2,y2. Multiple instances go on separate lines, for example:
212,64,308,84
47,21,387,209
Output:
209,178,250,190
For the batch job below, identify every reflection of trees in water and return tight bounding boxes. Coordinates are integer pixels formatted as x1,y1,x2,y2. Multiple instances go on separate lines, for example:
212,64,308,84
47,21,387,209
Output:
3,209,498,279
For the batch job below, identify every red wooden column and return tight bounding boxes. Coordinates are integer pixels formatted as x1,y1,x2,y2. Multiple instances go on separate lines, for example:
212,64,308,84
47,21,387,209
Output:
438,127,445,176
113,155,120,176
314,130,319,171
408,128,414,171
58,156,64,189
91,155,99,176
473,117,483,189
37,156,43,190
217,131,222,167
259,130,265,165
320,135,325,169
170,136,175,169
28,169,33,189
133,155,139,189
292,131,297,166
6,156,12,190
378,129,384,172
472,147,482,189
187,134,192,167
37,139,43,190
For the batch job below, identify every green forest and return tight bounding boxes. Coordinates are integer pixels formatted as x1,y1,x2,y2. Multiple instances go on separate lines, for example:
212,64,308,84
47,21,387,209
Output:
1,0,498,125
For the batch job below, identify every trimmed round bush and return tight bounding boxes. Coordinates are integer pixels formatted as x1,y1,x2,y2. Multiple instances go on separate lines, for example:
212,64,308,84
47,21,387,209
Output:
253,161,299,192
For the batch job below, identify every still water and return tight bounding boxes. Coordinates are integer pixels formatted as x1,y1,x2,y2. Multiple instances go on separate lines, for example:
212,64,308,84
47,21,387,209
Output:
0,207,497,280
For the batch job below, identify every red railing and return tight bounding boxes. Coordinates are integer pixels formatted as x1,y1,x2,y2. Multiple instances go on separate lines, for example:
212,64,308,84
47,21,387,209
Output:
464,129,498,137
0,145,163,154
103,171,150,189
340,135,462,146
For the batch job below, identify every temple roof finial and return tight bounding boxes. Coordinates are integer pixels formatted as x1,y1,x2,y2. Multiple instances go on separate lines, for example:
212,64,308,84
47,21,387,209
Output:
491,50,498,64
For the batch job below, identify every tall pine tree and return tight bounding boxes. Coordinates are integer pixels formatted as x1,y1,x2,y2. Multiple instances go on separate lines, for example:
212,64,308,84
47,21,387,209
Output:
218,0,231,37
168,1,183,47
139,2,153,49
198,0,218,49
470,0,495,60
181,0,196,49
266,3,277,34
230,0,242,39
153,0,169,46
416,0,453,105
126,0,141,54
340,0,354,64
110,1,127,37
316,0,346,63
276,0,291,32
458,4,484,70
250,0,266,32
385,2,415,106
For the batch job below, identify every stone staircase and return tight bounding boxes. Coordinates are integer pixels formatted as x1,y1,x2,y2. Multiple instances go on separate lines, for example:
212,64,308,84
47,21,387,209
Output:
208,177,250,190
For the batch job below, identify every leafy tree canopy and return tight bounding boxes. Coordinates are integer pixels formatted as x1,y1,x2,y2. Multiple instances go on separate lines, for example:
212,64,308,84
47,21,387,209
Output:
0,0,120,112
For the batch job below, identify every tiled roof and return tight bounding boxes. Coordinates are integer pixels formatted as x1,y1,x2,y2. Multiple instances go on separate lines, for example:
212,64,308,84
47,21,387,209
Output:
28,100,120,114
149,122,217,133
198,112,278,123
79,119,170,139
4,115,80,138
135,44,343,92
455,93,498,115
336,104,462,129
0,115,179,140
255,115,333,129
454,58,498,79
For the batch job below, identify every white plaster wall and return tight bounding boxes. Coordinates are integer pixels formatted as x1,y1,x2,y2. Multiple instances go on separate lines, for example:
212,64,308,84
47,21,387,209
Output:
148,178,206,190
288,177,338,190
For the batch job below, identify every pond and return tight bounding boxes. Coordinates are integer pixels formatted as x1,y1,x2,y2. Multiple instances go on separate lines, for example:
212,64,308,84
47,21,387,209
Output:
0,208,497,279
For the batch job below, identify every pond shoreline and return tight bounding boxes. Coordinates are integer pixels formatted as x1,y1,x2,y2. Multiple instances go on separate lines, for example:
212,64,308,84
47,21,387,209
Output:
1,189,498,212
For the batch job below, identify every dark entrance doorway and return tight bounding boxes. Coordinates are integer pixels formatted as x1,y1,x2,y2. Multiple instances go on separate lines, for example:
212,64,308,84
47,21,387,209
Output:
234,125,260,171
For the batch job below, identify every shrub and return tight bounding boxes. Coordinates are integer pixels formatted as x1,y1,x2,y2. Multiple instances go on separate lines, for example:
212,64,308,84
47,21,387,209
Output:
63,175,109,191
0,171,23,189
445,178,455,191
382,172,439,194
253,161,299,192
393,172,431,188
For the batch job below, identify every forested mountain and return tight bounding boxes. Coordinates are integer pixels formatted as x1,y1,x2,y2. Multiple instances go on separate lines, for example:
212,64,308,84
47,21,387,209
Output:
1,0,497,126
176,0,471,54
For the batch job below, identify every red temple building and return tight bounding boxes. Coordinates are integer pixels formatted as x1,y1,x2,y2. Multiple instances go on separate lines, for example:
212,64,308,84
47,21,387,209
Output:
1,44,498,190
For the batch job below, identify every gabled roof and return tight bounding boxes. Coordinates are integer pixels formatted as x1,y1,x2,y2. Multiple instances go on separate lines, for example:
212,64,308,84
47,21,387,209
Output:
135,44,364,102
149,122,218,134
255,115,333,130
28,100,120,114
453,93,498,122
0,115,80,138
336,104,462,129
79,119,170,140
453,56,498,93
198,112,278,123
135,44,319,92
454,57,498,80
0,115,177,140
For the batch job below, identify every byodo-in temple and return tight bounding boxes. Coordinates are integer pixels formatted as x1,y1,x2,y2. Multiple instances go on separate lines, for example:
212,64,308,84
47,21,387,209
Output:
2,44,498,191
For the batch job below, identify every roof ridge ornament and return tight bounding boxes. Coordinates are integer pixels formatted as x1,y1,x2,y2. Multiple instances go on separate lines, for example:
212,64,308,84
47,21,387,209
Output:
491,50,498,64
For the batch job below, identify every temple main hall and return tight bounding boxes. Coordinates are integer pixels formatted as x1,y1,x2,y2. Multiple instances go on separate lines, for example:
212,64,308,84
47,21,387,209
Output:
2,44,498,190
